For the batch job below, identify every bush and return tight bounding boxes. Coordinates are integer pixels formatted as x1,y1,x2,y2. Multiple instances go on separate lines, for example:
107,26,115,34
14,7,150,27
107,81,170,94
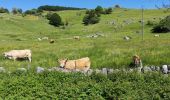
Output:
146,20,157,26
95,6,103,14
38,5,85,11
0,7,9,13
48,13,63,27
24,9,42,15
114,5,121,8
83,10,100,25
152,15,170,33
12,8,22,14
104,8,113,14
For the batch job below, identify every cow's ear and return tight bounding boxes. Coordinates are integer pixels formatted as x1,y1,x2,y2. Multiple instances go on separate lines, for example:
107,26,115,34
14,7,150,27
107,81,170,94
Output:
66,58,68,61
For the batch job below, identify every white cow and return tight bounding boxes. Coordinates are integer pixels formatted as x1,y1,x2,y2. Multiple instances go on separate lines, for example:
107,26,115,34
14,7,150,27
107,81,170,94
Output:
3,49,32,62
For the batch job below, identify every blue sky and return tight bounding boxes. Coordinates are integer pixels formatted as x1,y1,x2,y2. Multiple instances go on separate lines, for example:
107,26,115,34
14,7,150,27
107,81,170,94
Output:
0,0,169,11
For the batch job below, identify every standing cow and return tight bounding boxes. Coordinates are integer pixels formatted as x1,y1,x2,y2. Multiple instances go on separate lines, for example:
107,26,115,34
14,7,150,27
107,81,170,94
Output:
3,49,32,62
58,57,91,72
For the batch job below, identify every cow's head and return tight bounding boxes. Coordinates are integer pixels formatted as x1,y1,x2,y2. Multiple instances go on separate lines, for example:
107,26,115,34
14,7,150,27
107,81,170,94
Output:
133,55,141,67
3,52,8,58
58,58,68,68
3,52,12,59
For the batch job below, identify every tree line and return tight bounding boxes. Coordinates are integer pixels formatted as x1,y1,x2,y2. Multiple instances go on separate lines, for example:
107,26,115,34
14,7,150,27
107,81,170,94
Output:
38,5,86,11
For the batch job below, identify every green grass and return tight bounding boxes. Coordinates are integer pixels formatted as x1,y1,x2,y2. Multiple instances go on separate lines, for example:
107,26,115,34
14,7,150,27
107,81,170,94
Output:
0,9,170,71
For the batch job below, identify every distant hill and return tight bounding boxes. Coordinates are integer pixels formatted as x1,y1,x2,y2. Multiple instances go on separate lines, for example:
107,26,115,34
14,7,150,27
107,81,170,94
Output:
38,5,86,11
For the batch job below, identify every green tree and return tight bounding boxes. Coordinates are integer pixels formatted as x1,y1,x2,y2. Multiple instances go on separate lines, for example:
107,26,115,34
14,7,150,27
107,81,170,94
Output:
105,8,113,14
95,6,103,14
0,7,9,13
12,8,22,14
48,13,63,27
83,10,100,25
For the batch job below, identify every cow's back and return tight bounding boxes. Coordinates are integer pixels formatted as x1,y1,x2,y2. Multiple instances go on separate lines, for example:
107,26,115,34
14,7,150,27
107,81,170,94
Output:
8,50,31,58
64,60,76,70
75,57,90,70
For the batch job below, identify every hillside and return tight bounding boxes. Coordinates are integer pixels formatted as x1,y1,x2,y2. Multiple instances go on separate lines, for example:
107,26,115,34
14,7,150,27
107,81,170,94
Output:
0,9,170,71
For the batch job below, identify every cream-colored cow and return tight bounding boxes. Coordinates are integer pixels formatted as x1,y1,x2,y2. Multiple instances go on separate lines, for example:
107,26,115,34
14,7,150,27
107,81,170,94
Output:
58,57,90,72
3,49,32,62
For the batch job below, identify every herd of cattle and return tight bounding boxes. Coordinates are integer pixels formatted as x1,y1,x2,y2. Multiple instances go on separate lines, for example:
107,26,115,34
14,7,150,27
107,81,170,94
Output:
2,49,143,72
3,49,91,72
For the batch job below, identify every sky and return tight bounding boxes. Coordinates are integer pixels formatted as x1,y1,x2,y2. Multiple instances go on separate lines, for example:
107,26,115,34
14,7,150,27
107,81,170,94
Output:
0,0,169,11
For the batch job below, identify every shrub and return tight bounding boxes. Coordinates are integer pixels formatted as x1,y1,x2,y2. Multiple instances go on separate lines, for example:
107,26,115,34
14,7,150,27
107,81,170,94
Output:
152,15,170,33
95,6,104,14
114,5,121,8
0,7,9,13
104,8,113,14
24,9,42,15
146,20,157,26
12,8,22,14
83,10,100,25
48,13,63,27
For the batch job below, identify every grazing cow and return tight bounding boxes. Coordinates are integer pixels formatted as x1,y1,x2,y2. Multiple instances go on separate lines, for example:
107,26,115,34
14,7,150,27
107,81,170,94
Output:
49,39,55,44
3,49,32,62
58,57,91,72
154,34,160,37
73,36,80,40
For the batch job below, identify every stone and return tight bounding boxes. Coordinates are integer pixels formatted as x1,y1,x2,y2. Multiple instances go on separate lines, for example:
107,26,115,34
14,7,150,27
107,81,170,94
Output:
17,68,27,72
113,69,120,73
101,68,108,75
137,67,142,73
155,66,160,71
86,69,93,76
142,66,152,73
150,66,156,71
36,67,45,73
108,69,114,74
95,69,101,74
162,65,168,74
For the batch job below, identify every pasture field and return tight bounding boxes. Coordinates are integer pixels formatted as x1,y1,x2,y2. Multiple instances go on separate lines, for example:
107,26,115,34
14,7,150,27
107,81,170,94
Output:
0,9,170,70
0,8,170,99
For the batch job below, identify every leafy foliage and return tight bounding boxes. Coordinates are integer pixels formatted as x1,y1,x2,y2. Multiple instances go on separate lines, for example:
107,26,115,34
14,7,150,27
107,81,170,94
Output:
83,10,100,25
0,72,169,99
24,9,42,15
38,5,85,11
152,15,170,33
95,6,104,15
48,13,63,27
0,7,9,13
12,8,22,14
104,8,113,14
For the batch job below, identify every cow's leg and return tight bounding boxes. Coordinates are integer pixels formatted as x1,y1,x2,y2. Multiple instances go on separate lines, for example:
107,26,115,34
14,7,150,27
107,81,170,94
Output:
13,57,16,61
28,57,32,62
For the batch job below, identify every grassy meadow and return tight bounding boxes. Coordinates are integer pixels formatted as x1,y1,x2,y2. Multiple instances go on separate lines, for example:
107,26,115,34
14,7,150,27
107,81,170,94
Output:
1,8,170,99
0,9,170,71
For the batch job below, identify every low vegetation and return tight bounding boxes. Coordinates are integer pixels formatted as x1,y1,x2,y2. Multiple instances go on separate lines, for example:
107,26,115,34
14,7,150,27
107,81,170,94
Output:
0,71,170,99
